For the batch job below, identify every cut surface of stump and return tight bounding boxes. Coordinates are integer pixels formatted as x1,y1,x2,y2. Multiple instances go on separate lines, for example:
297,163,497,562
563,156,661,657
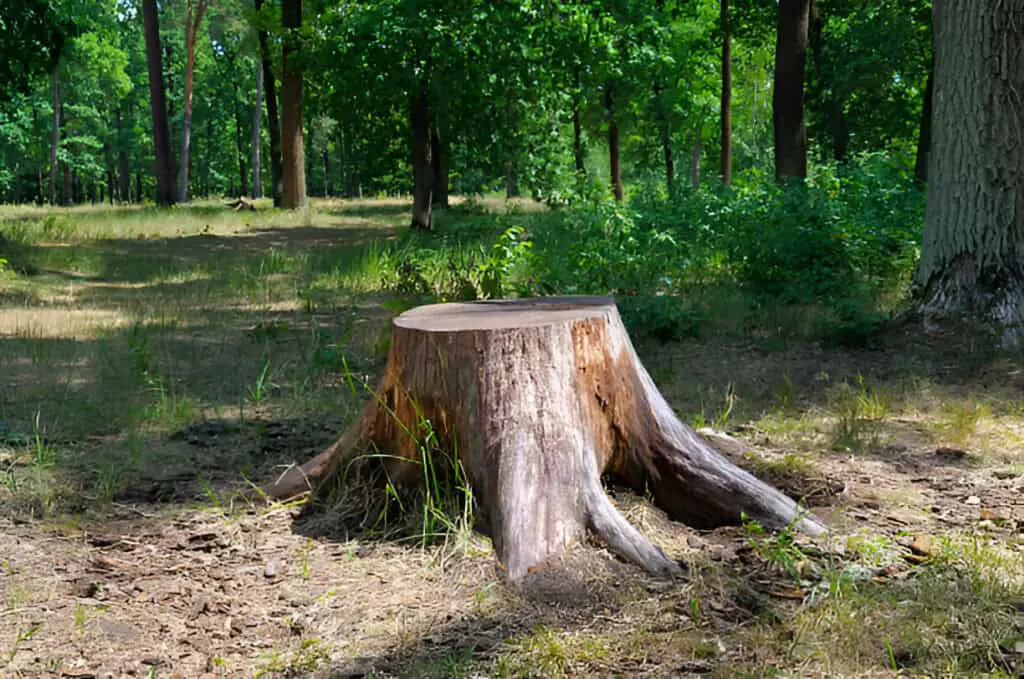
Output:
269,296,824,580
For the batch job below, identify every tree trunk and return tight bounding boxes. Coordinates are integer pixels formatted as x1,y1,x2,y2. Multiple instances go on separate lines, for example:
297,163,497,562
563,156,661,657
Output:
267,297,825,581
233,79,249,198
691,127,702,188
720,0,733,186
915,0,1024,341
505,160,519,198
48,64,60,206
606,82,623,202
280,0,307,209
62,161,72,206
808,0,848,164
773,0,810,182
430,121,449,208
256,0,283,207
135,170,142,203
914,61,934,185
178,1,207,204
573,66,586,175
117,107,130,202
142,0,176,205
653,83,675,195
252,58,264,198
410,85,433,229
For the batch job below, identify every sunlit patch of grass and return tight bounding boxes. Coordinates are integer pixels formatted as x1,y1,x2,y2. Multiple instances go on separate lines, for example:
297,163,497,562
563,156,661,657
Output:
828,374,890,452
736,533,1024,677
492,626,611,679
933,400,991,448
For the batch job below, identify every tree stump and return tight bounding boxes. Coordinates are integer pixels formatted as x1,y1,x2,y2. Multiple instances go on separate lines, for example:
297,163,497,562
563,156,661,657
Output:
268,296,825,580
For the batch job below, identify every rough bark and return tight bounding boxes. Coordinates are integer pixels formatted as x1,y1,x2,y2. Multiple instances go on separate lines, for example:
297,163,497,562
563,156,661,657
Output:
178,0,208,203
720,0,732,186
914,61,934,185
255,0,283,206
606,82,623,202
268,298,824,581
773,0,810,182
915,0,1024,342
410,85,433,229
142,0,176,206
48,64,60,206
430,121,449,208
280,0,306,209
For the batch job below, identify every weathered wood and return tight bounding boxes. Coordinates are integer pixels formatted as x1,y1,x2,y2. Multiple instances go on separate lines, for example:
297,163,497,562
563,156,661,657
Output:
269,297,824,580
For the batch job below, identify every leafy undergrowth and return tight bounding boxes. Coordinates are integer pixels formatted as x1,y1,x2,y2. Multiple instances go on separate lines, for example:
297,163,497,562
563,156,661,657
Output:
0,199,1022,677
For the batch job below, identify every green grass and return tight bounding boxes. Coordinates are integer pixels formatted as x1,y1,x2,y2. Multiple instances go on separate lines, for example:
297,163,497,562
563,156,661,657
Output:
1,198,1023,678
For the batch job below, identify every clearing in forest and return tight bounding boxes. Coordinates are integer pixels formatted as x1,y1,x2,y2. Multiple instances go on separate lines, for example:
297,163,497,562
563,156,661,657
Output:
0,200,1022,678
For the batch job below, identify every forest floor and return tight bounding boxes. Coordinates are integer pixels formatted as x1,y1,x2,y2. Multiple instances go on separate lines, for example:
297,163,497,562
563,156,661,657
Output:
0,199,1022,679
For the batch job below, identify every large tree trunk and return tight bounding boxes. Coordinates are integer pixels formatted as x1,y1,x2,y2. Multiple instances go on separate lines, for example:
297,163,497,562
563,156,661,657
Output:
915,0,1024,341
606,82,623,202
720,0,732,186
267,297,824,581
252,58,264,199
48,64,60,206
177,1,208,204
255,0,283,206
142,0,176,206
410,85,433,229
914,61,934,185
773,0,810,182
280,0,306,209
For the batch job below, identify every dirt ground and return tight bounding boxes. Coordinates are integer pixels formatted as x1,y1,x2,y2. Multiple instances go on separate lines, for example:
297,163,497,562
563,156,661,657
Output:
1,202,1022,678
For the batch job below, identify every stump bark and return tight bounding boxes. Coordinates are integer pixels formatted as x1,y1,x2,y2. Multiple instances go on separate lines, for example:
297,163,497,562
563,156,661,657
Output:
269,296,825,580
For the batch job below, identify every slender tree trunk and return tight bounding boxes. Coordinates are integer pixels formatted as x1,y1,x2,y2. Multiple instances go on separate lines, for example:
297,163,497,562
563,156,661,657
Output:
143,0,176,205
430,121,449,208
653,83,675,195
135,170,142,203
48,64,60,205
178,1,207,203
321,148,329,197
915,0,1024,339
691,128,702,188
808,0,848,164
204,115,212,197
410,85,433,229
252,59,264,198
914,61,934,185
773,0,810,182
573,66,585,175
233,79,248,198
720,0,733,186
280,0,306,209
255,0,283,206
62,161,72,206
504,96,519,199
606,82,623,202
117,107,130,202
